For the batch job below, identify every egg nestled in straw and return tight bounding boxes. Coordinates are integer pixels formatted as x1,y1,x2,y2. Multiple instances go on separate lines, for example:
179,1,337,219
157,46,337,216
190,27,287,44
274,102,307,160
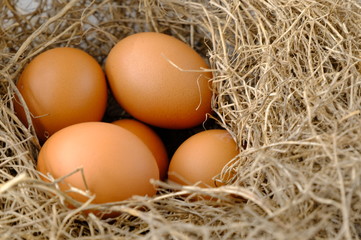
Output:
14,47,108,143
37,122,159,205
168,129,238,187
105,32,213,129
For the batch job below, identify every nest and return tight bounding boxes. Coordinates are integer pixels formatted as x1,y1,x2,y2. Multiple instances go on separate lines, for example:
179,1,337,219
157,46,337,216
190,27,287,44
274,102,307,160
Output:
1,0,361,239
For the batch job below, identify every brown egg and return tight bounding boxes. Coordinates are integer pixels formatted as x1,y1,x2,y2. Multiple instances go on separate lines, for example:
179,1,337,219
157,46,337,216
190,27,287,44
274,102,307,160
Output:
37,122,159,204
105,32,213,129
14,47,107,143
112,119,168,180
168,129,238,187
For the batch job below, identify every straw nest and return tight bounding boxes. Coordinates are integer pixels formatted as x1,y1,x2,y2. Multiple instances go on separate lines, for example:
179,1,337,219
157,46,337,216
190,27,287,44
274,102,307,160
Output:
1,0,361,239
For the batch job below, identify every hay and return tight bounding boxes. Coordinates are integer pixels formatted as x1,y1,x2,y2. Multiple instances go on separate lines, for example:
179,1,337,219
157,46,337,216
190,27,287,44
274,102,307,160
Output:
1,0,361,238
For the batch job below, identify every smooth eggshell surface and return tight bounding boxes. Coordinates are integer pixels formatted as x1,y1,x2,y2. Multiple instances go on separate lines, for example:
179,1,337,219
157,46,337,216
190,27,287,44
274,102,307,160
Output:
112,119,168,180
168,129,238,187
105,32,213,129
37,122,159,204
14,47,107,143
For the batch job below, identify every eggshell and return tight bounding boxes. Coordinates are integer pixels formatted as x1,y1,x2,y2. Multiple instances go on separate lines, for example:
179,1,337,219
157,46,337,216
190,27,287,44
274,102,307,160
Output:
168,129,238,187
112,119,168,180
14,47,107,143
105,32,213,129
37,122,159,204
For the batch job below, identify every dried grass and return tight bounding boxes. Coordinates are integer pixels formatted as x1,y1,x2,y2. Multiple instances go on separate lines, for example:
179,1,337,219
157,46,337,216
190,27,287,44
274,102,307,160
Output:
1,0,361,239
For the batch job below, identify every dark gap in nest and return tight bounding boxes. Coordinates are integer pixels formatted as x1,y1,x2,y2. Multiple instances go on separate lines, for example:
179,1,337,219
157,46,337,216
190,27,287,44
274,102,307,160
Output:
0,144,20,181
328,56,344,72
30,231,43,237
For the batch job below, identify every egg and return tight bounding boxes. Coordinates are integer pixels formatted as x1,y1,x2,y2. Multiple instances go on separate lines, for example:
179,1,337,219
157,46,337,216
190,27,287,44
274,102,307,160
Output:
105,32,213,129
37,122,159,204
112,119,168,180
168,129,238,187
14,47,108,143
